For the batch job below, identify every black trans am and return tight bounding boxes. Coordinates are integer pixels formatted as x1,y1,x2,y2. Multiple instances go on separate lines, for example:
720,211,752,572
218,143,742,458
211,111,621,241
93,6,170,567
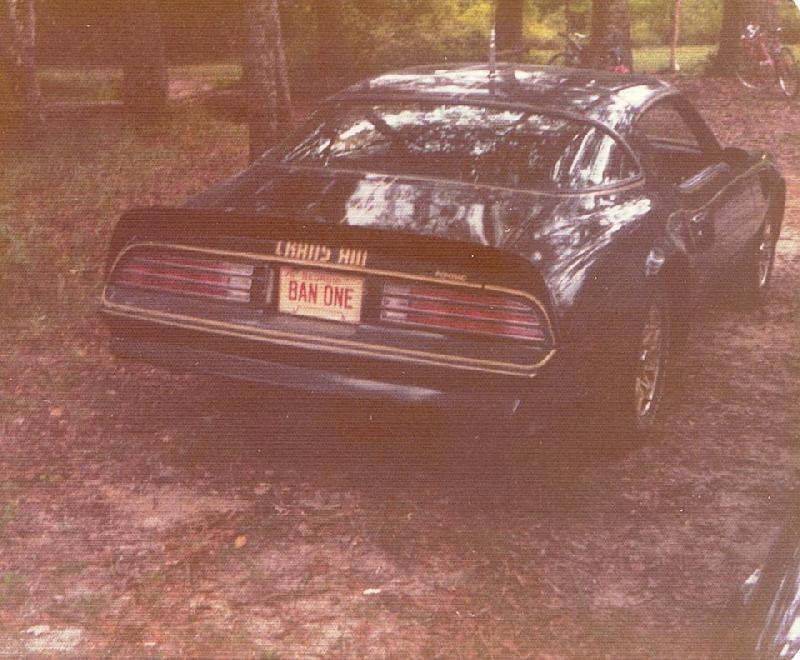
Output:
101,65,785,441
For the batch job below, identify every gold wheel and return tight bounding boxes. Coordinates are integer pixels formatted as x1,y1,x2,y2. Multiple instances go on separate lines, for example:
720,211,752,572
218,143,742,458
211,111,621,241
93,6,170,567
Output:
635,305,664,419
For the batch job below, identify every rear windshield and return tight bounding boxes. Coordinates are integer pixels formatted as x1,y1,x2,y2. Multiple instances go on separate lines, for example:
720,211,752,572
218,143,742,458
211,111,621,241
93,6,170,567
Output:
271,103,639,191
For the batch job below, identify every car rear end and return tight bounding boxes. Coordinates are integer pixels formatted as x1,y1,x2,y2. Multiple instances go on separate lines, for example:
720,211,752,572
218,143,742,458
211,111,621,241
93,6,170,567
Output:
101,209,561,416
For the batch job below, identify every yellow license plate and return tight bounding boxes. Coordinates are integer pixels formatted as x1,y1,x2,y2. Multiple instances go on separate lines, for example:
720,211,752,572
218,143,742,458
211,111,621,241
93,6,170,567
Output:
278,267,364,324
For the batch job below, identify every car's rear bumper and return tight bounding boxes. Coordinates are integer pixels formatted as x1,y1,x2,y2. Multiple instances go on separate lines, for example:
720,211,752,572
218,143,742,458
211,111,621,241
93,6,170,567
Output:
105,317,589,419
110,334,526,416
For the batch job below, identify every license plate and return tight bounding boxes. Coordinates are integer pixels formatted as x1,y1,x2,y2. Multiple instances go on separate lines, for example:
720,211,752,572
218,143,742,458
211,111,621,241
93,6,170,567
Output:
278,266,364,324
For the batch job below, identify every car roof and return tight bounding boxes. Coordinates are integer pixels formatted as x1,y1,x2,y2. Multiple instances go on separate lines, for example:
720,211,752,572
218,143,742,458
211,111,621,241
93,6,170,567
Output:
331,63,675,136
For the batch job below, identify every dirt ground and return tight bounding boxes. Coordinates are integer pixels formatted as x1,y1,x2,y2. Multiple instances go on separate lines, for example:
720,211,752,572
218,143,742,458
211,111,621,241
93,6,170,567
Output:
1,78,799,658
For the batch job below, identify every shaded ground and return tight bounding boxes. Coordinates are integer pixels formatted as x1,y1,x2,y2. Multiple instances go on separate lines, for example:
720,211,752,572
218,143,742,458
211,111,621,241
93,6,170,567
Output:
1,78,799,658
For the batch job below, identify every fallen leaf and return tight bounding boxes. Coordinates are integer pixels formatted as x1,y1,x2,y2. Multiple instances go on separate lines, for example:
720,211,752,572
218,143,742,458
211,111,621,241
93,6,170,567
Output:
234,535,247,549
49,407,64,418
363,588,382,596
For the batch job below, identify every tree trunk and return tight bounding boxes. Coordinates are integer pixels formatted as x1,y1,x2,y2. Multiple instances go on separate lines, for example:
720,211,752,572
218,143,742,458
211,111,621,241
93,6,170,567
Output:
669,0,681,73
564,0,574,34
243,0,292,163
750,0,779,32
714,0,744,74
713,0,777,75
314,0,352,96
495,0,524,53
0,0,46,139
121,0,168,119
588,0,633,71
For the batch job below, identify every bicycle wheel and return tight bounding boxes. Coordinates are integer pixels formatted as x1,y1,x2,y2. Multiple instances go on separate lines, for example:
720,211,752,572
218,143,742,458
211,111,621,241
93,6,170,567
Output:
775,47,800,99
736,51,768,90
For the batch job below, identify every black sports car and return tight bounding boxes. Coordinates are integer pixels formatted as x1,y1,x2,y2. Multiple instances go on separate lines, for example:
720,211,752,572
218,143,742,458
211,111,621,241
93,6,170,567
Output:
101,65,785,440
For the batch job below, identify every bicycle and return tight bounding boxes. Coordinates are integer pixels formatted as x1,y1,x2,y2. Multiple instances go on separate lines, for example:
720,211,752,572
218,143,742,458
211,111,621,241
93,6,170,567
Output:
548,32,631,73
548,32,587,67
736,24,799,100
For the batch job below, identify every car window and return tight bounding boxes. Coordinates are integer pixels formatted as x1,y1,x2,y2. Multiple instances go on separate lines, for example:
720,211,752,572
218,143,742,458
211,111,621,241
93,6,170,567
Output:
551,127,639,189
637,103,701,149
274,104,639,191
635,100,720,184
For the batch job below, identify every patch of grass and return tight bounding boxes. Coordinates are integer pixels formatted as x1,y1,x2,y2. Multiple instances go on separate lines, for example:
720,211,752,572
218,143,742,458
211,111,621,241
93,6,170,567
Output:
526,44,716,74
36,47,740,107
0,572,26,609
1,102,246,334
39,66,122,103
0,502,17,530
39,64,241,104
53,560,88,577
634,45,716,74
258,651,282,660
170,63,241,89
70,592,112,622
0,482,20,533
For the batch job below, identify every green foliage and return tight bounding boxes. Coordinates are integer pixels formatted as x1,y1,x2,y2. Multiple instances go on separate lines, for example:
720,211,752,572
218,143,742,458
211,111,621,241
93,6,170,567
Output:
781,1,800,42
0,224,30,305
32,0,800,81
341,0,494,72
0,103,247,327
0,572,25,609
634,44,715,73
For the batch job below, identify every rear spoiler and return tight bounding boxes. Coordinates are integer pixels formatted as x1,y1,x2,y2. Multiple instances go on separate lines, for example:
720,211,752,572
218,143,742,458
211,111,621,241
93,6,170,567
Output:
106,206,554,315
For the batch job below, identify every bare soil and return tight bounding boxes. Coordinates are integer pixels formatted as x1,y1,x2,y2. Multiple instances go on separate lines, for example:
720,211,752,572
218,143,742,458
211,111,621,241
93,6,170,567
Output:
1,78,799,658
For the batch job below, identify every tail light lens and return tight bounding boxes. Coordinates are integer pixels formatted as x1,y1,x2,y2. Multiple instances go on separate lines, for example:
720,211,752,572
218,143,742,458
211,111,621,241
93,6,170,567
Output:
380,282,547,342
112,249,256,303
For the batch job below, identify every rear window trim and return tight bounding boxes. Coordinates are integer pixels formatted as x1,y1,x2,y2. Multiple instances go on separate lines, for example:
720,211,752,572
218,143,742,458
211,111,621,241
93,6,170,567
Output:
269,97,644,194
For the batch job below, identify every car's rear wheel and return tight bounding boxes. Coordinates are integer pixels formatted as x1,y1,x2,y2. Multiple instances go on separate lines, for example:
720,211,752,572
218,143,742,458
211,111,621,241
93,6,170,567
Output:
592,286,672,447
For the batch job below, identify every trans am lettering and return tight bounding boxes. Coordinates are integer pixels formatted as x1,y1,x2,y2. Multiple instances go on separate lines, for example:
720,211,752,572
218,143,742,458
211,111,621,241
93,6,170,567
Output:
275,241,368,267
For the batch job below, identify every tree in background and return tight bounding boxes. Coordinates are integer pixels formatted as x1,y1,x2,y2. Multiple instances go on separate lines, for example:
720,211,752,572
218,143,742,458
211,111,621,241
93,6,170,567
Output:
495,0,524,52
752,0,780,32
714,0,780,74
587,0,633,70
669,0,681,72
243,0,292,162
121,0,168,118
0,0,45,139
314,0,353,95
715,0,743,72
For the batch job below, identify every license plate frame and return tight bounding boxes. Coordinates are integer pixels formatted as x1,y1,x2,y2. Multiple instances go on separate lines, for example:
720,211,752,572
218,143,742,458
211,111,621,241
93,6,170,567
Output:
278,266,364,324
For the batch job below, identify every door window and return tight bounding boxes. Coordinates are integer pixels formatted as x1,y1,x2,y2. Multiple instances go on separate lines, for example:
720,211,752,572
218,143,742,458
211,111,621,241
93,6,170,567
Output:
636,100,714,184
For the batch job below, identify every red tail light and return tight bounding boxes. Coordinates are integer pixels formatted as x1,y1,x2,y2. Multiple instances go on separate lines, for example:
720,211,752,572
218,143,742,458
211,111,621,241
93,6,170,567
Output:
113,250,256,303
380,282,546,342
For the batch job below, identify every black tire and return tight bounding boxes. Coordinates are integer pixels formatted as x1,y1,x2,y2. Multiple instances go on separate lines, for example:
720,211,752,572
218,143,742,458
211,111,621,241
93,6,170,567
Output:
775,47,800,100
589,286,672,447
737,214,778,307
